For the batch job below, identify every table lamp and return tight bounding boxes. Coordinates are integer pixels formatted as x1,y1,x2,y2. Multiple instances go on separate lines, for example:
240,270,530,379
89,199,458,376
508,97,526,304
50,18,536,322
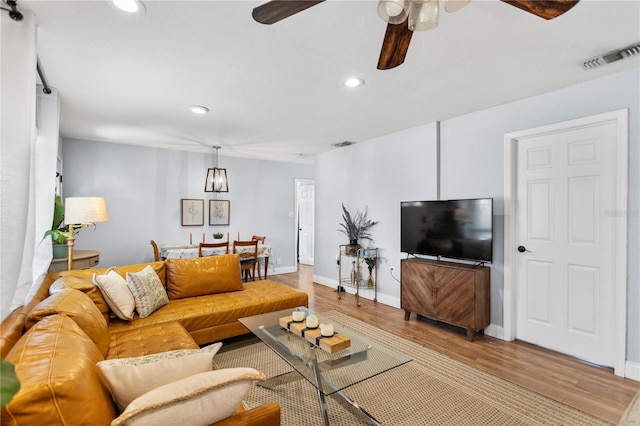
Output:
64,197,109,270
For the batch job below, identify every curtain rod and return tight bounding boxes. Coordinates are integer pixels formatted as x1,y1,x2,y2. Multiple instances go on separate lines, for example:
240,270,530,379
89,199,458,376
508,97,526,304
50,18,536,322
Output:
1,0,23,21
2,1,52,95
37,61,52,95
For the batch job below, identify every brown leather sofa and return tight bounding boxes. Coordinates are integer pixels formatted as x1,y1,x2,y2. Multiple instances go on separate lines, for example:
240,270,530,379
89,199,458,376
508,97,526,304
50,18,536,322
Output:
1,253,308,425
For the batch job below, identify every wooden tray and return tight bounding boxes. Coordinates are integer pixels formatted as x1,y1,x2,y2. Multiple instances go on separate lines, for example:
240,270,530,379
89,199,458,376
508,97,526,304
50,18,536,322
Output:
279,315,351,353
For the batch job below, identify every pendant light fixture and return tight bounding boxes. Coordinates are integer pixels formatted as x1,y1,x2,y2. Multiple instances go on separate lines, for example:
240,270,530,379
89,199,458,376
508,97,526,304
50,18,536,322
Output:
204,146,229,193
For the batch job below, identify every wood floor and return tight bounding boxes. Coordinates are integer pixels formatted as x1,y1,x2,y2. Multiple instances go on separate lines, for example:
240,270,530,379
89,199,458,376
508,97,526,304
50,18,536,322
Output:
267,264,639,425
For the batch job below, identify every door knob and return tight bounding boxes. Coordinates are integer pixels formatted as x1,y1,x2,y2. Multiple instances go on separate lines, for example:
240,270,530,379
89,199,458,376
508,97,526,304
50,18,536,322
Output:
517,245,531,253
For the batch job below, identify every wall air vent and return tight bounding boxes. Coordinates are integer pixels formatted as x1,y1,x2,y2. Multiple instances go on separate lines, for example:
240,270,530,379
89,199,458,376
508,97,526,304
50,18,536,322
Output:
583,43,640,70
333,141,355,147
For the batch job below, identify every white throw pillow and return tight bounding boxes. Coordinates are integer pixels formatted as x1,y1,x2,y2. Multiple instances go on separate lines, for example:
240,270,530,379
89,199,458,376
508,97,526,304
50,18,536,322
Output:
126,265,169,318
97,342,222,410
93,268,135,321
112,368,266,426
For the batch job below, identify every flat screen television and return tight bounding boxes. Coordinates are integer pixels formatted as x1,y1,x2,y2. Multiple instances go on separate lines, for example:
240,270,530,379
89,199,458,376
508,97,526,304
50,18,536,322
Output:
400,198,493,263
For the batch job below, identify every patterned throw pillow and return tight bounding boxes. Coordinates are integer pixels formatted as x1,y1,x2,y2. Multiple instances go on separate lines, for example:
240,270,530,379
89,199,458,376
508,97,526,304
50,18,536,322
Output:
97,342,222,410
126,265,169,318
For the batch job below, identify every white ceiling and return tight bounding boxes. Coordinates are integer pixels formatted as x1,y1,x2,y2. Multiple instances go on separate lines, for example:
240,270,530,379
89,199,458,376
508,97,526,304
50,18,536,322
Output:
22,0,640,164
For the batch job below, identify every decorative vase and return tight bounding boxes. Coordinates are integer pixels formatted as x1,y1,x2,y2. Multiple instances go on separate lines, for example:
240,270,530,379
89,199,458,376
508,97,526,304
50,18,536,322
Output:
350,261,357,285
367,268,374,286
52,244,67,259
347,239,360,256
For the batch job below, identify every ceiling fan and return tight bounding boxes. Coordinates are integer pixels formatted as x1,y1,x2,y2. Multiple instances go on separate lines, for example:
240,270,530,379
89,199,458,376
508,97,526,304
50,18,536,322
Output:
252,0,580,70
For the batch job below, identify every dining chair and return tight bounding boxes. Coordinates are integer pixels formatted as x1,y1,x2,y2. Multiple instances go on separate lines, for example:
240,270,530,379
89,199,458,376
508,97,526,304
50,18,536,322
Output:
233,240,258,282
150,240,160,261
251,235,266,279
198,241,229,257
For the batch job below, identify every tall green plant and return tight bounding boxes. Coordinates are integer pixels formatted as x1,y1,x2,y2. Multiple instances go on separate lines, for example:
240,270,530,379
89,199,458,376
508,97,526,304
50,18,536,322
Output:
44,196,70,244
338,203,378,242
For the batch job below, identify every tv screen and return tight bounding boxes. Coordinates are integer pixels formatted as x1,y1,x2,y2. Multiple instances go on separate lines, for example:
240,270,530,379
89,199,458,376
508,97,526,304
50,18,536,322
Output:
401,198,493,262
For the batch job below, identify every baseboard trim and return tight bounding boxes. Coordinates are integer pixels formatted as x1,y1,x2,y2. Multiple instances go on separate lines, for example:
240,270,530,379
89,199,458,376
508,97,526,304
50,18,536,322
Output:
269,266,297,276
313,274,400,308
625,361,640,381
485,324,504,340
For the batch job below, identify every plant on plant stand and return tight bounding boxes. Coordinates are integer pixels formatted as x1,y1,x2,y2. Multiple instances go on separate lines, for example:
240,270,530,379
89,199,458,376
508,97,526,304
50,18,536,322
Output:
44,196,71,259
338,203,378,255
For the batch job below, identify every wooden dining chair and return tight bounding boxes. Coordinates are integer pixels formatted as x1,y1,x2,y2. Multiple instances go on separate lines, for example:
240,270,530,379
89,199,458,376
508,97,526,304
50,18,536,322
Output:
233,240,258,282
251,235,266,279
150,240,160,261
198,241,229,257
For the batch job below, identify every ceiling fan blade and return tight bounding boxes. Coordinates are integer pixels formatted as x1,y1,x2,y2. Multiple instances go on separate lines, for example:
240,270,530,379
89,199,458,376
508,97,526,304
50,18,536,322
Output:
252,0,325,25
500,0,580,20
377,20,413,70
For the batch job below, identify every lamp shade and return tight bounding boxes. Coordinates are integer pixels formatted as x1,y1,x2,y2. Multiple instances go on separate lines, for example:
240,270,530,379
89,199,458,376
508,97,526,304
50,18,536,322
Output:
64,197,109,225
408,0,439,31
377,0,408,24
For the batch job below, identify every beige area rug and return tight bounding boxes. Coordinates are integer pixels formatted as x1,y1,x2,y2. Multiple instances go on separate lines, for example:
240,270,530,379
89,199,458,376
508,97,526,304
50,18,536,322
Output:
214,311,608,426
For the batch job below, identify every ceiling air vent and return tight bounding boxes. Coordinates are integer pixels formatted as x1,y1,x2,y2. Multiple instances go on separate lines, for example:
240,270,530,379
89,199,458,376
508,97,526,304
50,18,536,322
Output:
583,43,640,70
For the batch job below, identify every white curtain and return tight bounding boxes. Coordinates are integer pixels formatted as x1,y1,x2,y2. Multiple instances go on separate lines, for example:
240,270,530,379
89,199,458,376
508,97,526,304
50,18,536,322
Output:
1,10,59,321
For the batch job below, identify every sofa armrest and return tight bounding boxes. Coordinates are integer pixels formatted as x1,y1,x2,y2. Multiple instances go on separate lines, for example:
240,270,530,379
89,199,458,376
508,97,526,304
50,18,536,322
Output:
212,403,280,426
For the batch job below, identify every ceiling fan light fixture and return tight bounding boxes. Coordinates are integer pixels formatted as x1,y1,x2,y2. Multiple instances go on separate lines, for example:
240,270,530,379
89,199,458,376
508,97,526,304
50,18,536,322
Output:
443,0,470,13
377,0,409,24
408,0,439,31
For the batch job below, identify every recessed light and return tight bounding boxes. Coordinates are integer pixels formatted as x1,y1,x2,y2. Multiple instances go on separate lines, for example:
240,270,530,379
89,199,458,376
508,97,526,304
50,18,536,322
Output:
111,0,145,14
344,77,364,88
190,106,209,114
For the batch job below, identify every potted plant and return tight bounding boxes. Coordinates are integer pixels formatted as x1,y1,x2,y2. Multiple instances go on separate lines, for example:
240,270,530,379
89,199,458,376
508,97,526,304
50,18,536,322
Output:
0,359,20,408
338,203,378,255
44,196,71,258
212,232,224,240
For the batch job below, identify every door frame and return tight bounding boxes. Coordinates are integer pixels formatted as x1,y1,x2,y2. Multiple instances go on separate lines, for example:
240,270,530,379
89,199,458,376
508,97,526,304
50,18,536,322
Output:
503,109,628,377
294,178,315,266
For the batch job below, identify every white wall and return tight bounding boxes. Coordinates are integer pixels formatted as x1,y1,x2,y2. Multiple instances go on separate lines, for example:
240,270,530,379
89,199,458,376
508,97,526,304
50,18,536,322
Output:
314,123,438,306
62,139,314,270
314,68,639,363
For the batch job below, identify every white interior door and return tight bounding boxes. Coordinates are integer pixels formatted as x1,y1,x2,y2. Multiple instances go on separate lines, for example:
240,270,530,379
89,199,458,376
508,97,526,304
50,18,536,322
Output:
296,179,314,265
515,120,620,367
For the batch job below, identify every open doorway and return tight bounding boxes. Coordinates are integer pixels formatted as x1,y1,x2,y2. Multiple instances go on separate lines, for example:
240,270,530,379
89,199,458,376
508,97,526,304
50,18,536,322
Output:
295,178,314,266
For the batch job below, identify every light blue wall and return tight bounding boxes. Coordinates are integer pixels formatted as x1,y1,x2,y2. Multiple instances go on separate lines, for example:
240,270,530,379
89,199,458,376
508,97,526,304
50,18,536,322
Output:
314,68,639,363
62,139,314,270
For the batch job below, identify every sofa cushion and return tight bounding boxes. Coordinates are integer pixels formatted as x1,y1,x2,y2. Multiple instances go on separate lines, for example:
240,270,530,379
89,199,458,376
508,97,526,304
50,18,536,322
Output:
166,254,243,299
107,280,310,344
24,288,110,357
107,322,199,359
62,260,167,288
126,265,169,318
2,314,115,426
97,342,222,410
49,275,110,320
112,368,265,426
93,268,136,321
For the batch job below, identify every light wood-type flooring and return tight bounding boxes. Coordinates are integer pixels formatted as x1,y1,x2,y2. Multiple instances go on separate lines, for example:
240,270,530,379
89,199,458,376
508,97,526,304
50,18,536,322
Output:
267,264,639,425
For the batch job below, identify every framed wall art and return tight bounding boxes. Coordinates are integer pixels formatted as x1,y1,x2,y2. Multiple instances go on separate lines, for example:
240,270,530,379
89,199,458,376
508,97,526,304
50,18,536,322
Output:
209,199,230,226
181,199,204,226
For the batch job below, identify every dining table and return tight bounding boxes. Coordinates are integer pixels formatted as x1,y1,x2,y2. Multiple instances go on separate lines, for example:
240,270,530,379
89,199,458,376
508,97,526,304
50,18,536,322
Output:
159,243,272,279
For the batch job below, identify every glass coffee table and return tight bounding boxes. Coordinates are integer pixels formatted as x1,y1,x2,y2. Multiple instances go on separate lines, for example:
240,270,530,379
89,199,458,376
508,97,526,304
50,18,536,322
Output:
239,307,412,425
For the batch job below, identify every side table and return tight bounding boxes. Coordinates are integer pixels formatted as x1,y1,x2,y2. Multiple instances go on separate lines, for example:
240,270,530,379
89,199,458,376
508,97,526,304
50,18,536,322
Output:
48,249,100,273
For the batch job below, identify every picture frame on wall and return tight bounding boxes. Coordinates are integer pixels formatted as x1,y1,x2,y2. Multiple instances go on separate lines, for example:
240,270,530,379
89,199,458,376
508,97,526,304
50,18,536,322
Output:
181,199,204,226
209,199,230,226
